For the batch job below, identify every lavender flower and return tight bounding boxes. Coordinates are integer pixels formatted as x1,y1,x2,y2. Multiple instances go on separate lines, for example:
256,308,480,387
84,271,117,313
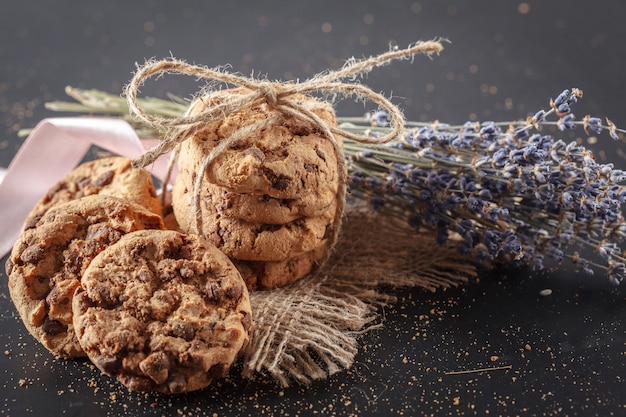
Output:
349,90,626,285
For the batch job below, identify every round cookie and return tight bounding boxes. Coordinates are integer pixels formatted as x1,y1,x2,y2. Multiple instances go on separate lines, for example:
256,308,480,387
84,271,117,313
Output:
23,156,161,230
175,88,343,200
5,195,164,358
233,243,328,290
72,230,252,394
172,166,336,225
174,202,337,262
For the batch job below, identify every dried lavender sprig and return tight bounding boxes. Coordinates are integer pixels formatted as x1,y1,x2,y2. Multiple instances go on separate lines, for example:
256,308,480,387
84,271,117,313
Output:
343,89,626,285
17,86,188,138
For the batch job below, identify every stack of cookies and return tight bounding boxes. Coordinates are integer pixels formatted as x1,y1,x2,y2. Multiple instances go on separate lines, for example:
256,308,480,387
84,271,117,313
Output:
172,89,343,289
6,156,252,394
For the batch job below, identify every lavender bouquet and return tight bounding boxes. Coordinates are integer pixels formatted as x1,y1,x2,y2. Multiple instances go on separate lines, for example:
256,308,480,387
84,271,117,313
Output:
346,88,626,285
41,86,626,285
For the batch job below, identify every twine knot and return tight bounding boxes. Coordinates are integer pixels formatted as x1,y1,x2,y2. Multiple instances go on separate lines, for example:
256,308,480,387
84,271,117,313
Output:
256,82,280,109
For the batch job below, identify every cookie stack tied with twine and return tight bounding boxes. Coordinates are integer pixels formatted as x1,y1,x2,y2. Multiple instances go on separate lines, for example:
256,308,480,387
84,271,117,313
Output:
126,40,445,290
171,91,341,289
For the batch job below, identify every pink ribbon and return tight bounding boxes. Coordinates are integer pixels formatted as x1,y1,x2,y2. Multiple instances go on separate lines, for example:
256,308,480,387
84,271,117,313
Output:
0,118,172,258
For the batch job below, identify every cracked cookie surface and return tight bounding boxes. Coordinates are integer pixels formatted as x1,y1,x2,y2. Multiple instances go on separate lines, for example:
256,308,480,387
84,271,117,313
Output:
176,204,336,262
23,156,161,230
6,195,164,358
233,243,329,290
72,229,252,394
173,167,336,225
175,89,342,200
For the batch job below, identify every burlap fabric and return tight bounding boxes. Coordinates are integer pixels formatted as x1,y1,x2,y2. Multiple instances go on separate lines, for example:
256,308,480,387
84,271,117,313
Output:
241,206,475,387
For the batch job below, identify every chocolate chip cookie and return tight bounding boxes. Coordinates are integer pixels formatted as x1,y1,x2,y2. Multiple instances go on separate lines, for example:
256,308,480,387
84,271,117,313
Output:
233,243,328,290
72,229,252,394
172,167,336,225
175,88,343,200
174,204,336,262
23,156,161,229
5,195,164,358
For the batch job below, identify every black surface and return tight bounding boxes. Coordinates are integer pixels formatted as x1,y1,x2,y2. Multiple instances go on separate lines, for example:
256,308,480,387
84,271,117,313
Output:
1,1,625,416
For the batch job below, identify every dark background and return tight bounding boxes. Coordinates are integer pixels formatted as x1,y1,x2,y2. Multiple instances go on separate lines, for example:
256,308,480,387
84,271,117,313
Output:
1,1,625,416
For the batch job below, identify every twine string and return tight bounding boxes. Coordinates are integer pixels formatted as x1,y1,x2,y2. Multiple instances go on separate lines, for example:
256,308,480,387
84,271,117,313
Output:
124,40,444,257
124,39,445,168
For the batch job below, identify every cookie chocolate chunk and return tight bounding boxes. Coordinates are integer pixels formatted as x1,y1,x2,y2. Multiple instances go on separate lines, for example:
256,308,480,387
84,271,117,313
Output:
6,195,164,358
72,230,252,394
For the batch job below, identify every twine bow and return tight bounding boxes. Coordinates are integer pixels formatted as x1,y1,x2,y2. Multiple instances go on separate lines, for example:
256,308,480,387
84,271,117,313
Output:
123,40,444,258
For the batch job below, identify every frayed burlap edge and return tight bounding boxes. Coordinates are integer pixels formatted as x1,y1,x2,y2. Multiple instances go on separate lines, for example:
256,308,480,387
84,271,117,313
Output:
241,206,477,387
